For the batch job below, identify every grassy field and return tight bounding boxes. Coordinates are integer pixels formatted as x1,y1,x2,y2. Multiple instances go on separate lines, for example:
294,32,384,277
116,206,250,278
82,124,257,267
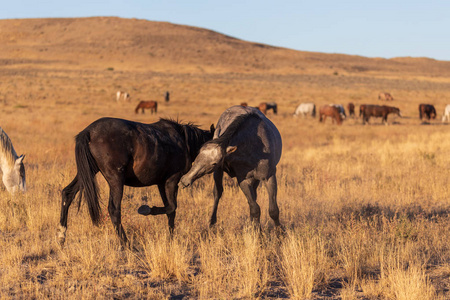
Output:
1,17,450,299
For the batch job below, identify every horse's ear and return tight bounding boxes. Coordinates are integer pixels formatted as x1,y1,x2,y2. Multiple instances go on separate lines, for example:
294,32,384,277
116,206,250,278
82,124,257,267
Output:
210,124,215,134
226,146,237,155
16,155,25,164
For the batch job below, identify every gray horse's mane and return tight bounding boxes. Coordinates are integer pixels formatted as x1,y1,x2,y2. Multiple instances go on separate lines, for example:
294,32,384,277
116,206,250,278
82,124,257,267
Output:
0,127,18,168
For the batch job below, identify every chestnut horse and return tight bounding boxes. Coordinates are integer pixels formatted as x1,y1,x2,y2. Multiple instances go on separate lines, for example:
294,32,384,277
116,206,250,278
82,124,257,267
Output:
362,105,402,125
359,104,366,118
319,105,343,125
135,100,157,114
258,102,277,115
347,102,355,117
418,104,436,120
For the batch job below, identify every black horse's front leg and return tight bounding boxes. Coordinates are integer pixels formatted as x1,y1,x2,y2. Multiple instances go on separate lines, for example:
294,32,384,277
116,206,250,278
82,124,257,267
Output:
138,175,180,233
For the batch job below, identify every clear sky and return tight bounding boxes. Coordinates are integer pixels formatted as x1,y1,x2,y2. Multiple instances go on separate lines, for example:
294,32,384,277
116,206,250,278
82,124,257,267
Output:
3,0,450,61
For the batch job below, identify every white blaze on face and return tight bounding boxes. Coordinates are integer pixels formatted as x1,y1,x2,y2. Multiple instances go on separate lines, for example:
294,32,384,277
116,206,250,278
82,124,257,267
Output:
192,144,223,173
201,145,222,163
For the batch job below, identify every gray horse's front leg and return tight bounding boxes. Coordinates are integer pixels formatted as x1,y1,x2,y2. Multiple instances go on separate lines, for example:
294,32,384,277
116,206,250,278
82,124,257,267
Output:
210,168,224,227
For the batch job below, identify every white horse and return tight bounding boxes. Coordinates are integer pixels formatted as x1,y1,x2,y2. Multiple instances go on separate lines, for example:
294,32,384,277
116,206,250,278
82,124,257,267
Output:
0,128,25,193
442,105,450,122
116,91,130,102
293,102,316,118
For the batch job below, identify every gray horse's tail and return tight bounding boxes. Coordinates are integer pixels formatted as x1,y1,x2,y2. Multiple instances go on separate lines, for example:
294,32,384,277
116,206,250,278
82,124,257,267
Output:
75,130,101,225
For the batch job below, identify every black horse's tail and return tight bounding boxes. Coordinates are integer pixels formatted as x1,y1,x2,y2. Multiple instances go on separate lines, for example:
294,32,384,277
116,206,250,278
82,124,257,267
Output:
75,130,101,225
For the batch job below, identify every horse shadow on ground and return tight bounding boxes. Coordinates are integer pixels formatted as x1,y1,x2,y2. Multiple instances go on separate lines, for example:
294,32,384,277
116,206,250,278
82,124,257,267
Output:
420,121,450,125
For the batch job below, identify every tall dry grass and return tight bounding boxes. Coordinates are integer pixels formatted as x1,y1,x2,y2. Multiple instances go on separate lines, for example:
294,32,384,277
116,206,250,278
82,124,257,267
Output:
1,56,450,298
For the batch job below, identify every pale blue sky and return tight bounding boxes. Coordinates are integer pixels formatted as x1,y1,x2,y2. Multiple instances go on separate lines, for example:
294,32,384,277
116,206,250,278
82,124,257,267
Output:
2,0,450,61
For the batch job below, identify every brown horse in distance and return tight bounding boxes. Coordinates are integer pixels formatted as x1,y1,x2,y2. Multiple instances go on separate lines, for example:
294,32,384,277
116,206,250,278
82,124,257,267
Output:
418,104,437,120
258,102,277,115
240,102,248,107
359,104,366,118
362,105,402,124
135,100,157,114
319,105,343,125
347,102,355,117
378,92,394,101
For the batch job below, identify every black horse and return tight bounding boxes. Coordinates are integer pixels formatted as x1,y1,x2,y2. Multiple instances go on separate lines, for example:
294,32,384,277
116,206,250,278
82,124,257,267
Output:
57,117,214,246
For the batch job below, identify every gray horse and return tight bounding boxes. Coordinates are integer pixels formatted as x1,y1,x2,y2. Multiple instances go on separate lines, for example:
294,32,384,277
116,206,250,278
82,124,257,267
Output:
179,105,282,228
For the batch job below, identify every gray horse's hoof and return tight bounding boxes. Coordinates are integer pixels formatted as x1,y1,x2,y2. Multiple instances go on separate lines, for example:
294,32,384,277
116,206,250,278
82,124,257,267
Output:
138,205,152,216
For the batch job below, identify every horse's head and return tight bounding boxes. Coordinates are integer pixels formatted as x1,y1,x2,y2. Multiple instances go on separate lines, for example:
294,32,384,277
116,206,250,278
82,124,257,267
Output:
431,108,437,119
179,142,236,188
273,105,278,114
3,155,26,193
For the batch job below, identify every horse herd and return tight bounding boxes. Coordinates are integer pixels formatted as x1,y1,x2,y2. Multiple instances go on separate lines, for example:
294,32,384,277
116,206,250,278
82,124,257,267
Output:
294,102,450,125
116,90,170,114
1,96,448,247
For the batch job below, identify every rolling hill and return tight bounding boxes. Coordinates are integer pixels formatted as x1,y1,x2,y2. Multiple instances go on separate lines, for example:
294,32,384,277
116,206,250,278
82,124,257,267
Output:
1,17,450,77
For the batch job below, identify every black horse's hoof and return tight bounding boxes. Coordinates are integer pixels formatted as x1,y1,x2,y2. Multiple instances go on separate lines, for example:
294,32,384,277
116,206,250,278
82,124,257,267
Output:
138,205,152,216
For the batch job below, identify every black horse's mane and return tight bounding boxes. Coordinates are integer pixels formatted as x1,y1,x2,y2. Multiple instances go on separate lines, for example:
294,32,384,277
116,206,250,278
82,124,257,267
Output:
209,112,261,147
158,117,198,129
159,118,213,160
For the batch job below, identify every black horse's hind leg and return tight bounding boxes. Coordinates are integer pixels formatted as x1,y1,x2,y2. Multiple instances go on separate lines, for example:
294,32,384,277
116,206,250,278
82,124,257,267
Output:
264,174,281,227
58,176,79,246
157,182,177,234
239,178,261,228
210,168,224,227
107,181,128,245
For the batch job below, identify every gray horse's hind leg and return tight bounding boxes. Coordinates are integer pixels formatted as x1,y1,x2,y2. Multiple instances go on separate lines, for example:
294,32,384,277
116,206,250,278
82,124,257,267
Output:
210,169,224,227
264,174,281,227
58,176,79,246
239,178,261,227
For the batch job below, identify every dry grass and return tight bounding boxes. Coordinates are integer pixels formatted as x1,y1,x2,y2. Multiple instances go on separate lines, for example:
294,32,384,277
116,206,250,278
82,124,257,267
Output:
1,17,450,299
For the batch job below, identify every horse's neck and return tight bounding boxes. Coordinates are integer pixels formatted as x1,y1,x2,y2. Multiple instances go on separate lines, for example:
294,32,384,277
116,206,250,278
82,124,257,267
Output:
0,137,17,174
184,127,208,159
0,154,13,174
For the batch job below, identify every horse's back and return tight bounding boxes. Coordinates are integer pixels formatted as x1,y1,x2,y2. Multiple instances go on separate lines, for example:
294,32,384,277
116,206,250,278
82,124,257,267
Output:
445,104,450,114
295,102,315,115
216,106,282,171
79,117,189,186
